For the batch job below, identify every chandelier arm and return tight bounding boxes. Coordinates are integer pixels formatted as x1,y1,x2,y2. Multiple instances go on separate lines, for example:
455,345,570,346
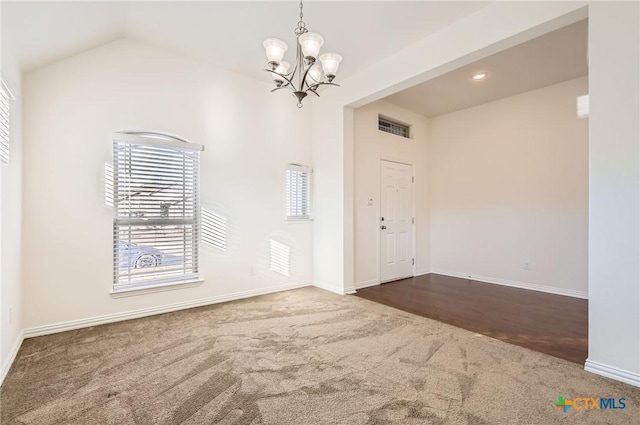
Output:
289,60,300,90
264,69,298,92
300,65,315,91
305,83,320,92
270,86,290,93
306,82,341,92
304,81,341,97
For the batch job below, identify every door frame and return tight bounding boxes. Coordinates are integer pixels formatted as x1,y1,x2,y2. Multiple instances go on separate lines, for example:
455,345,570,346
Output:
378,157,416,284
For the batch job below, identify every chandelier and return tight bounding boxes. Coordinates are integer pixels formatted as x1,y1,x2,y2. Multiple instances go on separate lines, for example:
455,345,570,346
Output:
262,0,342,108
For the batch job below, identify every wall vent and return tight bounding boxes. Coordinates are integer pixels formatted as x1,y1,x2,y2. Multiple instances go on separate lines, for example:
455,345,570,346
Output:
378,115,410,138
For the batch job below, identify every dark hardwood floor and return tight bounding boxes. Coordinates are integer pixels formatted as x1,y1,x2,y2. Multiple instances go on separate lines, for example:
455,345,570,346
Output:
355,274,588,364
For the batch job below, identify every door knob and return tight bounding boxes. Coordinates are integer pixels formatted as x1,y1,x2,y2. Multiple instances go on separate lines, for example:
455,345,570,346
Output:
381,225,387,230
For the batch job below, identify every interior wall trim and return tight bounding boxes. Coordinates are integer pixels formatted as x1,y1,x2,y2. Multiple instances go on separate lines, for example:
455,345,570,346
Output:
0,331,24,386
23,282,310,339
585,358,640,388
354,279,380,290
313,282,353,295
431,269,589,299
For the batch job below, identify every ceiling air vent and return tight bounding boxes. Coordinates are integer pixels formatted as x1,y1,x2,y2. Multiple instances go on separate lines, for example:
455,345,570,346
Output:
378,115,410,139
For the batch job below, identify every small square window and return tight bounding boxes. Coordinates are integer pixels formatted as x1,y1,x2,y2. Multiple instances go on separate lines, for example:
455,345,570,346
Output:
286,164,312,220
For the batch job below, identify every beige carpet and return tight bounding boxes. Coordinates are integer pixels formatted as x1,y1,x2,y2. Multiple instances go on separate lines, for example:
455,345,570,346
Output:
1,287,638,424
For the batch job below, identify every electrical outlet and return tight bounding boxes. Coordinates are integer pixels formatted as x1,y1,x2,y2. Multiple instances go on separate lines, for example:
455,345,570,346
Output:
249,267,256,276
523,261,531,271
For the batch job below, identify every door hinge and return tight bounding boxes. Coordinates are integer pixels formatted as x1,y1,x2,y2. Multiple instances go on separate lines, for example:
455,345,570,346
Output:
412,176,414,183
412,258,415,265
412,217,414,224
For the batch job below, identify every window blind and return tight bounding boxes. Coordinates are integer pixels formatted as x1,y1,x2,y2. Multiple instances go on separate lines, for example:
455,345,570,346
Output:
286,165,311,219
0,77,13,163
113,132,203,291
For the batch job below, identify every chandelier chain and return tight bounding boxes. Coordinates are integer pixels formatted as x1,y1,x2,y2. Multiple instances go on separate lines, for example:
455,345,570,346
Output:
298,0,305,28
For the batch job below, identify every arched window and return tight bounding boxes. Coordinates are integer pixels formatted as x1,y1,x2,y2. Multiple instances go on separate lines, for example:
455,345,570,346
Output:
112,131,203,292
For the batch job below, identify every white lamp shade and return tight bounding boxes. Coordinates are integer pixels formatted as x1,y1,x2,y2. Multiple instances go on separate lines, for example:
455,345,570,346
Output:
263,38,288,63
306,64,323,84
271,61,291,81
298,32,324,58
319,53,342,76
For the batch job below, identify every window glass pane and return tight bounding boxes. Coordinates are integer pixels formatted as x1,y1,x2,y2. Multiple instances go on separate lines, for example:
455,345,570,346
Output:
286,167,311,219
114,224,197,290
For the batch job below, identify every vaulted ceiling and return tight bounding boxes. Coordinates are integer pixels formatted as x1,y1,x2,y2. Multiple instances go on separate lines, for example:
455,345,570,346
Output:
3,2,588,117
2,1,490,80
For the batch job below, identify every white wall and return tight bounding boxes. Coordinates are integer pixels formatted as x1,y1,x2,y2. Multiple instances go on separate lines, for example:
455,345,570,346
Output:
310,99,349,294
0,16,24,380
586,1,640,384
353,100,429,288
428,77,589,297
22,39,313,330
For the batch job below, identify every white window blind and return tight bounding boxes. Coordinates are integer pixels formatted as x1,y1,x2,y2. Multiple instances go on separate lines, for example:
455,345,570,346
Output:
286,164,311,219
0,77,14,164
113,131,203,291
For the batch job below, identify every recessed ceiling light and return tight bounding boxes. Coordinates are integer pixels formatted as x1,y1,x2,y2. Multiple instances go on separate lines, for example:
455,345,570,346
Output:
472,72,488,81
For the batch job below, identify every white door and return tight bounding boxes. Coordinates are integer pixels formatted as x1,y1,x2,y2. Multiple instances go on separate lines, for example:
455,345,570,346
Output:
380,160,414,282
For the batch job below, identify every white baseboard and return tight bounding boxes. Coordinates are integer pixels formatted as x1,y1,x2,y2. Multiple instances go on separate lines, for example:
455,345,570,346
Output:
355,271,430,290
313,282,351,295
1,331,24,386
432,269,589,299
585,359,640,387
354,279,380,290
23,282,310,339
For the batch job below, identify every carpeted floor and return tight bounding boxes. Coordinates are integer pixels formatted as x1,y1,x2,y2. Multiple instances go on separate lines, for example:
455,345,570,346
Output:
1,287,638,424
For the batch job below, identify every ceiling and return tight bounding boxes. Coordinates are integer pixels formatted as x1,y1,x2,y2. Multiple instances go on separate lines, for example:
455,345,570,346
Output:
2,1,490,80
383,19,588,117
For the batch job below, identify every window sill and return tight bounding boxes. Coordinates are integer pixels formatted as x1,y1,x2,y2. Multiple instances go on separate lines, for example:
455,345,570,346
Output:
110,278,204,298
286,218,314,222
